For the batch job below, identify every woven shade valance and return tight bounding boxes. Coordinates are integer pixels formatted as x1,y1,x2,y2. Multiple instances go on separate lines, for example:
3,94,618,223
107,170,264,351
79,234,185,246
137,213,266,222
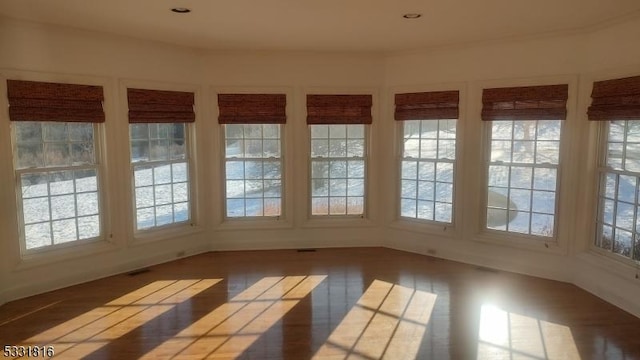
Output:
217,94,286,124
7,80,105,123
394,91,459,120
307,94,372,124
481,84,568,121
128,88,195,123
588,76,640,121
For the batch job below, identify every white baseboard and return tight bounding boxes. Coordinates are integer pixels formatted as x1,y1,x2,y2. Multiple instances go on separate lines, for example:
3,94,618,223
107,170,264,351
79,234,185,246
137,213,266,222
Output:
2,243,210,305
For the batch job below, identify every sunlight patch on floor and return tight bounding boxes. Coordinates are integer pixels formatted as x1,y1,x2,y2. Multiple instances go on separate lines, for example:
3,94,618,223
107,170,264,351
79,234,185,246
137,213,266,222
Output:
140,275,327,359
313,279,437,359
477,304,581,360
18,279,221,359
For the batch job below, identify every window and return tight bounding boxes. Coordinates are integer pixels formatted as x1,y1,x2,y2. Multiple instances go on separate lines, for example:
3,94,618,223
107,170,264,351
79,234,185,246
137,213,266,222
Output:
127,88,195,231
486,120,561,236
310,124,366,216
130,123,191,230
307,94,372,217
589,75,640,262
395,90,459,223
224,124,283,217
8,80,105,251
218,93,286,219
596,121,640,260
482,84,568,238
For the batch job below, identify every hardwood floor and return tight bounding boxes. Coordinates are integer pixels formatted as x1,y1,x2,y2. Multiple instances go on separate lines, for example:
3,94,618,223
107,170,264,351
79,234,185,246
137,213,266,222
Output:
0,247,639,359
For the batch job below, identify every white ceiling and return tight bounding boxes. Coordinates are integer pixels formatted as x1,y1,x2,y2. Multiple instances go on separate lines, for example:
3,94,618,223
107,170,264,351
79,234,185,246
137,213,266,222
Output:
1,0,639,53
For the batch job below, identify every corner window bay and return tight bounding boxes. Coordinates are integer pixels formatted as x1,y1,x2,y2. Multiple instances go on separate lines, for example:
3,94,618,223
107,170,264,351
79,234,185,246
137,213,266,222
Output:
482,84,568,238
8,80,105,252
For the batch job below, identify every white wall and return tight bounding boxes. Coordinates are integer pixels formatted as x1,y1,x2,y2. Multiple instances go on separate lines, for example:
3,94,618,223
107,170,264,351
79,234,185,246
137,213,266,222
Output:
0,17,386,304
1,14,639,318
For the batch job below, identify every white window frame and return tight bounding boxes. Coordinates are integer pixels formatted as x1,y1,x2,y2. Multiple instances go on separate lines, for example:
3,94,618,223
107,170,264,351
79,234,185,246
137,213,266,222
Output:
12,121,106,254
398,119,456,224
222,123,285,220
483,120,563,240
130,122,193,232
594,120,640,264
309,124,368,218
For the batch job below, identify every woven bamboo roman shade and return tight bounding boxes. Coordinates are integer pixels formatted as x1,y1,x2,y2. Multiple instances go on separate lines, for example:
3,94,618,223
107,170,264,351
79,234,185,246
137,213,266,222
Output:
481,84,568,121
394,91,459,120
217,94,286,124
128,88,195,123
7,80,105,123
307,94,372,124
588,76,640,121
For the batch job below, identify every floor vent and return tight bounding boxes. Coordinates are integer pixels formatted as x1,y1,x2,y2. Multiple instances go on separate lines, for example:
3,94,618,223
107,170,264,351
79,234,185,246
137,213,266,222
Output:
297,249,317,253
128,268,150,276
475,266,499,273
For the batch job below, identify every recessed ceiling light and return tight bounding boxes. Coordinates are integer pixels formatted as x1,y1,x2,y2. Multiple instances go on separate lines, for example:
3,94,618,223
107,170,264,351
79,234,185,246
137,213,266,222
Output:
171,7,191,13
403,13,422,19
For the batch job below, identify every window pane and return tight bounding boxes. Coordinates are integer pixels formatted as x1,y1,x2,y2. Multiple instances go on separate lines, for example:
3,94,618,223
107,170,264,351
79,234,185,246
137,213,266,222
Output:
435,203,452,223
402,161,417,180
130,124,149,140
51,195,76,220
401,180,417,198
401,198,417,218
25,223,51,249
78,215,100,239
21,173,48,198
52,219,77,244
174,203,189,222
17,143,44,168
137,208,155,229
23,198,50,224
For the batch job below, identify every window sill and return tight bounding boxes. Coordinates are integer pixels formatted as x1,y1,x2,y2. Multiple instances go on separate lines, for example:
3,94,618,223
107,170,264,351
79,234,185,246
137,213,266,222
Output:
301,216,375,229
15,238,118,272
131,223,204,245
388,218,457,237
216,218,293,231
474,229,566,255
